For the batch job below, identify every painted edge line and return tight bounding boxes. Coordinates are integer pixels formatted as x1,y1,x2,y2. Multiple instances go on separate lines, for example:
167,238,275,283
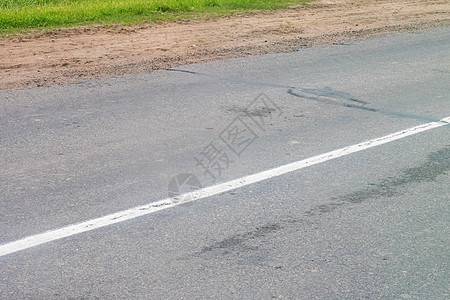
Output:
1,116,449,258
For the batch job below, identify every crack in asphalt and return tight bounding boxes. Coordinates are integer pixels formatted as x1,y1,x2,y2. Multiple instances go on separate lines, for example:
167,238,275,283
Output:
287,88,377,112
166,68,294,89
288,88,441,122
167,68,441,123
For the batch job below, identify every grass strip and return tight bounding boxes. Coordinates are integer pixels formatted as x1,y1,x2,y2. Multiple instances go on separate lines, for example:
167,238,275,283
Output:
1,0,309,35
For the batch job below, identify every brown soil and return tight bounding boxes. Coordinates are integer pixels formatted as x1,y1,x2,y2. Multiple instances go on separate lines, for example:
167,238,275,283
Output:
1,0,449,91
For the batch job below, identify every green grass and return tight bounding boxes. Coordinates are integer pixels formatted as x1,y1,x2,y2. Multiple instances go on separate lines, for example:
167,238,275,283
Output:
0,0,310,35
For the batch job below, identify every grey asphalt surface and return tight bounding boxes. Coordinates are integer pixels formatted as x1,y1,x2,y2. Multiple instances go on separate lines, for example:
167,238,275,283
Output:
0,26,449,299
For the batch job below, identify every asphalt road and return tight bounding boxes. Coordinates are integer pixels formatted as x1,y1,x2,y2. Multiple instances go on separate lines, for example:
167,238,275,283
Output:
1,27,449,299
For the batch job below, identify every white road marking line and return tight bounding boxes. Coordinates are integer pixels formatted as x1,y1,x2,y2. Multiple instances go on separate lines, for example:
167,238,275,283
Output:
1,116,449,258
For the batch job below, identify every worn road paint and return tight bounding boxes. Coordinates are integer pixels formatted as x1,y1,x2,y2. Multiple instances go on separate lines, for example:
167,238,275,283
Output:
1,116,449,258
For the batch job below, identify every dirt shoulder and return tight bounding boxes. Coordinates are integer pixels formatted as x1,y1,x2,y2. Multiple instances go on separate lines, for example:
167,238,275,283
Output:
1,0,449,91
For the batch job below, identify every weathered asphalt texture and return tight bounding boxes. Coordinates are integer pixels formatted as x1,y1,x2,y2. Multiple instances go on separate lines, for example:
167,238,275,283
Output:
1,27,449,299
